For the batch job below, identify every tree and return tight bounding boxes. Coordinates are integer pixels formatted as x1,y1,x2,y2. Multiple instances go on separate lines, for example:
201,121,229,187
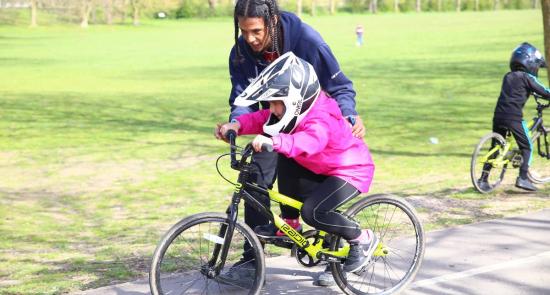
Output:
329,0,335,14
456,0,461,11
207,0,217,13
310,0,316,16
104,0,113,24
394,0,400,12
80,0,94,28
296,0,302,17
416,0,421,12
370,0,378,13
542,0,550,84
30,0,38,27
130,0,140,25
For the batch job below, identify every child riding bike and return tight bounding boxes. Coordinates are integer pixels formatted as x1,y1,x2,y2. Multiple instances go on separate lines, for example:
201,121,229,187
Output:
215,52,377,275
478,42,550,192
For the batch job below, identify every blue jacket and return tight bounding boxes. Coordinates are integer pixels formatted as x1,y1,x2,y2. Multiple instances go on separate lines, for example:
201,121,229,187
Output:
228,11,357,121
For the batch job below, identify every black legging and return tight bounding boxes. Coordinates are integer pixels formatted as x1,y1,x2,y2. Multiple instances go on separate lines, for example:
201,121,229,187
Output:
277,156,362,241
492,118,533,178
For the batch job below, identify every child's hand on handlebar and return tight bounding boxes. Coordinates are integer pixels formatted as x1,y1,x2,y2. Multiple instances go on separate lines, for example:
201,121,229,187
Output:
214,121,240,143
252,135,273,152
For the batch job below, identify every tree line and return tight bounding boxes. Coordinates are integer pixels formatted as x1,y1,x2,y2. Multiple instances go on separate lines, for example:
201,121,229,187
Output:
0,0,543,27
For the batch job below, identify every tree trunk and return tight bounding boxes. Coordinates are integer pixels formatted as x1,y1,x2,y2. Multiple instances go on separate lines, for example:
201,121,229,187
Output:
456,0,461,11
130,0,139,26
105,0,113,25
296,0,302,17
416,0,421,12
494,0,500,9
394,0,400,12
329,0,335,14
370,0,378,13
119,0,128,23
542,0,550,84
207,0,217,12
80,0,93,28
438,0,442,11
310,0,316,16
30,0,38,27
475,0,479,10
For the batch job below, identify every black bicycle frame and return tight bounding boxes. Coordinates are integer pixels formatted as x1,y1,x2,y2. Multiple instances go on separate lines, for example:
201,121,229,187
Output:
208,137,278,274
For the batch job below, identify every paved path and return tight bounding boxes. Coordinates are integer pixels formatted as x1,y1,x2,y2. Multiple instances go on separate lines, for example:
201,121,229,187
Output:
74,209,550,295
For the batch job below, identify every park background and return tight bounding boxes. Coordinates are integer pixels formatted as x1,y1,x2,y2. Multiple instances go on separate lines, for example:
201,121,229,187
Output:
1,1,550,294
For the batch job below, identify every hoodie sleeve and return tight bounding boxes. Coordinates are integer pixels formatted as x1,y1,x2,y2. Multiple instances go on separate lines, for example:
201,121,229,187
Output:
272,117,330,158
236,110,271,135
228,48,260,121
525,73,550,100
312,44,358,117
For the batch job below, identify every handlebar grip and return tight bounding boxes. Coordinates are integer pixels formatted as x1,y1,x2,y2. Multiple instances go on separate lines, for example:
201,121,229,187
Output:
225,130,237,143
261,143,274,152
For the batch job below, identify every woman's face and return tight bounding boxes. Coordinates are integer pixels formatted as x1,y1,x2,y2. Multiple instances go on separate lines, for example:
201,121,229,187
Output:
269,101,285,119
238,16,272,53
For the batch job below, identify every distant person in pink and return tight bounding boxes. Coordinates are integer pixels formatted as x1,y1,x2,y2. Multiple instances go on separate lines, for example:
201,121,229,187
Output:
356,24,364,47
216,52,377,273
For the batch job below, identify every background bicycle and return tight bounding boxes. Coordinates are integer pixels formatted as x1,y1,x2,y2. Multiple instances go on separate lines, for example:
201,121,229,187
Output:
149,132,425,295
471,94,550,193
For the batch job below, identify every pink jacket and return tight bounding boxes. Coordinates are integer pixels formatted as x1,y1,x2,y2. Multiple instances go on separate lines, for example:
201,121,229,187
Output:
236,92,375,193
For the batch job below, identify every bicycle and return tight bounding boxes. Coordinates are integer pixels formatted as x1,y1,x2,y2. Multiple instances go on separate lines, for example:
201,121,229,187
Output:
471,94,550,193
149,131,426,295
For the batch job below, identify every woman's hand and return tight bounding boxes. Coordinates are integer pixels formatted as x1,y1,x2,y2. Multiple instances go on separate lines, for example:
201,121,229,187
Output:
351,116,365,138
214,121,240,143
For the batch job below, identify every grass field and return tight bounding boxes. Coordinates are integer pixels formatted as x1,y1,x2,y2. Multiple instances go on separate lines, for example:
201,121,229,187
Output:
1,9,550,294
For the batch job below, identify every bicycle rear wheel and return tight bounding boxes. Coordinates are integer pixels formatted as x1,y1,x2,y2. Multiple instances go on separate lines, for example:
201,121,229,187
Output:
470,132,509,193
330,194,425,295
149,212,265,295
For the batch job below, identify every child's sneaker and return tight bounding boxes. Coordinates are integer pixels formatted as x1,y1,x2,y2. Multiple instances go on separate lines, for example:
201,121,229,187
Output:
343,229,379,273
515,176,537,191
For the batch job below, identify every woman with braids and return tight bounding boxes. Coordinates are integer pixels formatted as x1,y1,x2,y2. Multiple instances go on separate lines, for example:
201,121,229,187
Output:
214,0,366,287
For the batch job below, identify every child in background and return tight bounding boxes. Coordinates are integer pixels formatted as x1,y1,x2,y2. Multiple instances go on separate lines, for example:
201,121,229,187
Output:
356,24,364,47
478,42,550,192
216,52,377,273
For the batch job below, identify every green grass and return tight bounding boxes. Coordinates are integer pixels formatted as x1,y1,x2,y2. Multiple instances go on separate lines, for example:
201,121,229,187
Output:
1,10,550,294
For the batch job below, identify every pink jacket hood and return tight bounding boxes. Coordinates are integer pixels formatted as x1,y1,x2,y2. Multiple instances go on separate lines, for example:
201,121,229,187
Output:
236,92,375,193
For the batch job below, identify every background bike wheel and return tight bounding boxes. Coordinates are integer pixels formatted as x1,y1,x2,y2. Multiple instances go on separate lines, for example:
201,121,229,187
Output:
528,131,550,184
470,132,508,193
150,212,265,295
330,194,425,295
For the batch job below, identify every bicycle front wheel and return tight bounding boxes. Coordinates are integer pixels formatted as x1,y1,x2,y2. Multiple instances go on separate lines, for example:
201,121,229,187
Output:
149,212,265,295
528,130,550,184
331,194,425,295
470,132,508,193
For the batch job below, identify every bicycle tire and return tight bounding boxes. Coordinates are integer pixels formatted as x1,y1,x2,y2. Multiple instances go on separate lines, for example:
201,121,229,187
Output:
330,194,425,295
149,212,265,295
471,132,508,193
528,131,550,184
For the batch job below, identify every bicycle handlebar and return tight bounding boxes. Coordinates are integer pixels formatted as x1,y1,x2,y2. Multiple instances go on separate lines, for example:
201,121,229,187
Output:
224,130,274,170
225,130,239,169
532,93,550,109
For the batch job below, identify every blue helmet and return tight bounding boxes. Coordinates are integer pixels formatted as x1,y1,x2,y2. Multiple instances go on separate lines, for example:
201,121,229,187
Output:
509,42,547,76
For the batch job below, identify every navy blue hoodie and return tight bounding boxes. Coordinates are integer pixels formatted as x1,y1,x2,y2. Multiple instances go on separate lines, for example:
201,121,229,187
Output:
493,71,550,121
228,11,357,121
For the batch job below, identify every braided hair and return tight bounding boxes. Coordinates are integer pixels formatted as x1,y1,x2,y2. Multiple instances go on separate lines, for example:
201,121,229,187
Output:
233,0,281,64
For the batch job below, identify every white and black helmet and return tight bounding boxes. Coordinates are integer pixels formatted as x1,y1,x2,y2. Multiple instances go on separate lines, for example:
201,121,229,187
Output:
234,52,321,136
